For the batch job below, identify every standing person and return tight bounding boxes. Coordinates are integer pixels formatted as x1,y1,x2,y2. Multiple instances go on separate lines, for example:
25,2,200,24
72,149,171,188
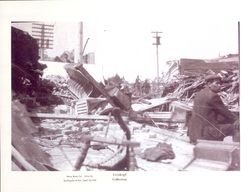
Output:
142,79,151,95
134,75,142,96
188,75,239,144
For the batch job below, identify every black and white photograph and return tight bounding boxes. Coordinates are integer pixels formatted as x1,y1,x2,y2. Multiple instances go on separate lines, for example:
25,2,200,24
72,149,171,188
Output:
1,0,249,192
10,20,240,171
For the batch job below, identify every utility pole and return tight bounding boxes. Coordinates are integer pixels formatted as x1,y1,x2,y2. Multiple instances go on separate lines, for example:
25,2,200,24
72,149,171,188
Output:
77,22,91,64
79,22,83,64
238,21,240,66
152,31,162,92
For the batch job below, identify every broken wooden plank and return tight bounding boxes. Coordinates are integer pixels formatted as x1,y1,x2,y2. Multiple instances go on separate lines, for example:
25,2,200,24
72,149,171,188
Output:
73,140,91,171
64,63,116,106
75,99,89,115
80,135,140,147
133,97,176,113
181,139,240,171
170,101,193,111
108,86,132,110
128,147,138,171
28,112,110,121
144,112,174,122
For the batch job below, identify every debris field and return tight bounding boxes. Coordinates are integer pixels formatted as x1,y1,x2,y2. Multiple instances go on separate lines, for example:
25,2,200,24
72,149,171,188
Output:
11,26,240,171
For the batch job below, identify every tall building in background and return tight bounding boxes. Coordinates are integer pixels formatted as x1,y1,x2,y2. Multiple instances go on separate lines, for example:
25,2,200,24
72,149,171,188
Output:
31,22,54,60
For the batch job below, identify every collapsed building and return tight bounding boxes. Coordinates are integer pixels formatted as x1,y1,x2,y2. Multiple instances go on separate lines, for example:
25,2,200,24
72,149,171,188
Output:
11,27,240,171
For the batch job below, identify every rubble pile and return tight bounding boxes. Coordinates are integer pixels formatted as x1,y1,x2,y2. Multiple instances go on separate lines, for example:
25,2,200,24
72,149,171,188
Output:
12,100,53,170
12,65,239,171
43,75,75,102
32,118,130,171
11,27,47,96
11,26,240,171
54,50,75,63
162,69,239,110
12,66,240,171
29,113,192,171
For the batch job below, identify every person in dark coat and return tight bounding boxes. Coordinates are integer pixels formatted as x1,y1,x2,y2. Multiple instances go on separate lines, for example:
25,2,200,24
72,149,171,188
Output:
134,75,142,96
188,75,239,144
142,79,151,95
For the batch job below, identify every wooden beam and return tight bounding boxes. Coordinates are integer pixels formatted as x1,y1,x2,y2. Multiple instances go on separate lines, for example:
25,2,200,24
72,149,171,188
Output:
28,112,110,121
144,112,174,122
170,101,193,111
73,140,90,171
12,146,37,171
135,98,174,113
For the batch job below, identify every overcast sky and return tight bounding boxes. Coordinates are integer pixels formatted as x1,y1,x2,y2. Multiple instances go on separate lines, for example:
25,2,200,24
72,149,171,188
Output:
48,22,238,83
9,0,241,82
44,0,240,82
